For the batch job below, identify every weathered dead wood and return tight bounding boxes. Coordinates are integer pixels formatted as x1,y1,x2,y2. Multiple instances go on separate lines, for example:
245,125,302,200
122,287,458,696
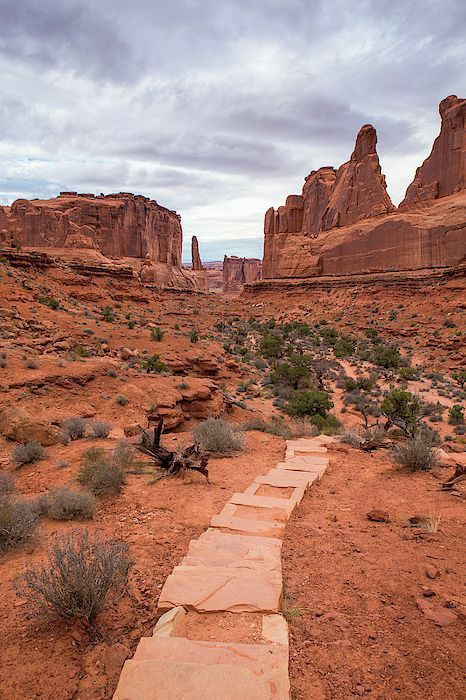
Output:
136,419,210,482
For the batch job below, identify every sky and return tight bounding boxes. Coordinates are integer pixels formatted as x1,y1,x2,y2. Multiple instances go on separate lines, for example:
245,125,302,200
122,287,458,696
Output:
0,0,464,261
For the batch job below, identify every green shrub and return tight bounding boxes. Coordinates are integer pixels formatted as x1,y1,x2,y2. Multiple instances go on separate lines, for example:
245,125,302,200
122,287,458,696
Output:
270,361,312,390
11,442,45,467
259,334,284,360
189,330,200,343
308,414,341,434
448,405,465,425
381,388,421,436
116,394,128,406
193,418,244,456
101,306,116,322
37,487,96,521
141,354,167,373
78,448,125,496
150,327,165,341
0,497,39,553
15,529,132,624
38,295,60,310
372,344,402,369
284,390,333,418
240,417,292,439
333,335,356,358
399,366,418,381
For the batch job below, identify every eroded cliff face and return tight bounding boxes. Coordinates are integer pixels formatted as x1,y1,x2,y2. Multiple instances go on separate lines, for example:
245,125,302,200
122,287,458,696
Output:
401,96,465,205
0,192,183,263
0,192,209,290
262,97,466,280
223,256,262,290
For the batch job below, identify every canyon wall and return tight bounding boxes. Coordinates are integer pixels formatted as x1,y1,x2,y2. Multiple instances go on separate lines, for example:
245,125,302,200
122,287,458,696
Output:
0,192,207,290
262,96,465,280
223,256,262,291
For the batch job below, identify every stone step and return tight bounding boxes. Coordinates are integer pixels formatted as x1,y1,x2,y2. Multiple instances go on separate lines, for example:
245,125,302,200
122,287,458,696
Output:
285,438,328,451
254,468,313,488
114,637,289,699
277,459,327,475
158,565,282,613
229,492,297,516
285,455,329,466
211,511,285,537
182,528,282,570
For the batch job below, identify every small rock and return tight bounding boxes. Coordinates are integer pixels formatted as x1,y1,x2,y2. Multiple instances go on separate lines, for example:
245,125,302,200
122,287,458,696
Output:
422,589,435,597
426,565,440,580
367,509,389,523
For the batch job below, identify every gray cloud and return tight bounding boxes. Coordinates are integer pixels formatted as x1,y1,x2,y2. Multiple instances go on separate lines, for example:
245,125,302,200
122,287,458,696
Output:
0,0,464,258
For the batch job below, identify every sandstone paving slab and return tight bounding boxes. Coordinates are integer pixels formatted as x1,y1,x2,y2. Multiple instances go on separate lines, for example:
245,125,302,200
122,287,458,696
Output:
211,512,285,537
262,614,289,646
285,455,329,467
229,491,296,516
114,637,289,699
254,468,313,488
286,439,328,451
157,565,282,613
277,460,327,475
182,529,282,571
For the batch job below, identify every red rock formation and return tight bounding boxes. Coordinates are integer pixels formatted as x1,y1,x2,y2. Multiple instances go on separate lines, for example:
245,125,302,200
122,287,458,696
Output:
191,236,203,270
0,192,183,263
0,191,209,290
223,256,262,291
262,97,466,280
401,96,465,206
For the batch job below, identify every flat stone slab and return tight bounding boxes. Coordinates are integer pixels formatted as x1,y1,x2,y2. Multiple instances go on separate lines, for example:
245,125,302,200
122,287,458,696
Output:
254,469,312,488
211,512,285,537
286,439,328,451
262,614,289,646
158,565,282,613
229,492,296,516
182,529,282,571
285,455,329,467
114,637,289,699
277,460,327,475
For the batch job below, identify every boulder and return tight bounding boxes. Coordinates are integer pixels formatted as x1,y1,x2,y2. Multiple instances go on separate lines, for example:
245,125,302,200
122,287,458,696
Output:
0,406,60,446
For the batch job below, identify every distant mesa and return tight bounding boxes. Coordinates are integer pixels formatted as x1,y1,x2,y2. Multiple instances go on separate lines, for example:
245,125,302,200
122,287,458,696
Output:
0,191,207,291
261,95,465,281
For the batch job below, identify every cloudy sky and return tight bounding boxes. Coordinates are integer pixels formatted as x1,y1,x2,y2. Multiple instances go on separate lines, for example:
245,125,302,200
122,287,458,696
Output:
0,0,464,261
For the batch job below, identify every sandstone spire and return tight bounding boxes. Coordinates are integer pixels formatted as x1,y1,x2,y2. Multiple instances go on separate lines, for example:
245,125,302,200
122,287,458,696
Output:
401,95,465,206
191,235,203,270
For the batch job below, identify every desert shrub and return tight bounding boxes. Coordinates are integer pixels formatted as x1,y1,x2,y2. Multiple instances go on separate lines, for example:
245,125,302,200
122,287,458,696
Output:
240,417,292,439
399,366,418,381
259,334,285,360
116,394,128,406
284,390,333,418
0,356,7,368
101,306,116,322
270,361,312,390
25,358,38,369
38,295,60,310
112,440,135,469
341,429,362,447
150,327,165,341
452,370,466,389
0,471,16,494
0,497,39,553
308,413,341,434
107,368,118,378
78,448,125,496
15,529,132,624
189,330,199,343
91,421,111,438
56,459,70,469
193,418,244,456
343,377,374,392
141,354,167,373
448,405,464,425
37,487,96,521
392,433,438,471
63,417,86,440
381,388,421,437
11,442,45,468
333,335,356,358
372,344,402,369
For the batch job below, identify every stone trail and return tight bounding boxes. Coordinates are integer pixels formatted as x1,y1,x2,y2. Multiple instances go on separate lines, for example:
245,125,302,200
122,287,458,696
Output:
113,436,332,699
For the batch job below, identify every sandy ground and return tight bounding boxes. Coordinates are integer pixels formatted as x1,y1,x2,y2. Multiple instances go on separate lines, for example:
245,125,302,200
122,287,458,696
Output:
282,444,466,700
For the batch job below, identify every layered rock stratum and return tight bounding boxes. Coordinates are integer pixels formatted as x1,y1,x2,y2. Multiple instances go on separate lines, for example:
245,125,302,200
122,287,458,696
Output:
262,96,465,280
223,256,262,291
0,192,207,290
